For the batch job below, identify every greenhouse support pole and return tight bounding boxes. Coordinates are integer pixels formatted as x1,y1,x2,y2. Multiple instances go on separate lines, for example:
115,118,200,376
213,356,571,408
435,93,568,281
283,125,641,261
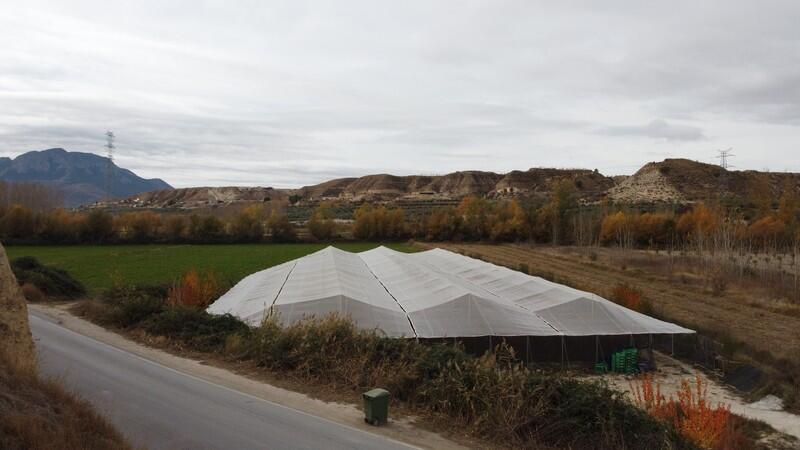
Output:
526,336,530,364
595,335,599,363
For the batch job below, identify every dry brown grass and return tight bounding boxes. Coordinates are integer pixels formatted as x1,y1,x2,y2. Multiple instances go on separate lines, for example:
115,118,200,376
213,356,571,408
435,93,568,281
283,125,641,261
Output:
0,349,132,450
20,283,45,302
423,242,800,412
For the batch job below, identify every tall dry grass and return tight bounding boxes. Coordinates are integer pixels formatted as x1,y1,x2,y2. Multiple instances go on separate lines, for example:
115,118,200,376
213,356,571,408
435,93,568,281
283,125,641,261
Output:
0,349,132,450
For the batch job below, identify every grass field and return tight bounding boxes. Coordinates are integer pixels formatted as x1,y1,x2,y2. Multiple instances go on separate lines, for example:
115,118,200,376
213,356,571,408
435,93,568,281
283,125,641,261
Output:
5,243,417,292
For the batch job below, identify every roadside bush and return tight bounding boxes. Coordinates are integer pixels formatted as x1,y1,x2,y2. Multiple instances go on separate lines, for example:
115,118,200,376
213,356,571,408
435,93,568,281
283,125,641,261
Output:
11,257,86,299
631,375,733,449
141,308,249,351
78,290,694,449
97,284,168,327
167,269,222,309
240,316,689,449
20,283,45,302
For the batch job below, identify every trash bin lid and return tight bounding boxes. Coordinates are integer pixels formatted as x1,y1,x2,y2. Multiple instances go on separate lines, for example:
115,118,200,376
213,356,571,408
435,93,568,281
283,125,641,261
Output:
363,388,390,399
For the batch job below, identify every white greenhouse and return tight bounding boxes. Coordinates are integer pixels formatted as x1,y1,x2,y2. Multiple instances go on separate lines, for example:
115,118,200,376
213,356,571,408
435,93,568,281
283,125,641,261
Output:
207,246,693,361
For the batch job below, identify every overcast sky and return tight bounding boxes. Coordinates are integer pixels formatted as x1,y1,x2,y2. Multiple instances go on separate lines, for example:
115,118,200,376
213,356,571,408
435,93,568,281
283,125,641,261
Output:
1,1,798,188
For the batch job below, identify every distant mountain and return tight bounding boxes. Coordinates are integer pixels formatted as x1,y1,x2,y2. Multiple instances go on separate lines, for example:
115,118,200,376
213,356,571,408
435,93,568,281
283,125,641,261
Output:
0,148,172,207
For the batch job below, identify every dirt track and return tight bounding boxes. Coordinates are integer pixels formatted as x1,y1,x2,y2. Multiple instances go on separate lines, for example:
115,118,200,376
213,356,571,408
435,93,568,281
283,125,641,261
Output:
422,243,800,363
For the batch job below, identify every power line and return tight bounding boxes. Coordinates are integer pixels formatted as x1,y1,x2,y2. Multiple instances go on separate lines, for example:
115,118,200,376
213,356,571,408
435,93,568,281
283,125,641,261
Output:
715,148,734,169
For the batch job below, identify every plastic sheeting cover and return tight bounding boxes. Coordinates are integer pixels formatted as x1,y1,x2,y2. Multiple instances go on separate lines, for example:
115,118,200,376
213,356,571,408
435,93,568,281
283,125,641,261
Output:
207,246,693,338
412,248,693,336
359,247,559,338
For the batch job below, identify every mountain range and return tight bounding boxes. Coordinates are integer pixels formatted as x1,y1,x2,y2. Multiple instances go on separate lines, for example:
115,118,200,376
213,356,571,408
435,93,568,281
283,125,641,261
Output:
6,148,797,211
120,159,800,211
0,148,172,207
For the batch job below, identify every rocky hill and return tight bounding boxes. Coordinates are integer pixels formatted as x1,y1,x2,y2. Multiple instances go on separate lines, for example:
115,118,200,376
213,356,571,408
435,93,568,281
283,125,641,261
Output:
106,159,800,211
114,186,287,210
0,148,172,207
296,168,614,202
609,159,800,205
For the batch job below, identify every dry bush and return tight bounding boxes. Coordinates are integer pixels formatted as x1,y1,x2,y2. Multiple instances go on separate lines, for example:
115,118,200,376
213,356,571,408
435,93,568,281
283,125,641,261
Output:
0,350,131,450
167,268,221,309
240,315,688,449
610,282,643,311
20,283,44,302
631,375,733,450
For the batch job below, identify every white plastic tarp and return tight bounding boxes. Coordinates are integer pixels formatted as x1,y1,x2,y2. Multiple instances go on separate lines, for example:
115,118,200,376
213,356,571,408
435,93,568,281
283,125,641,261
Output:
359,247,559,338
208,247,414,337
208,245,692,339
412,248,693,336
272,246,414,337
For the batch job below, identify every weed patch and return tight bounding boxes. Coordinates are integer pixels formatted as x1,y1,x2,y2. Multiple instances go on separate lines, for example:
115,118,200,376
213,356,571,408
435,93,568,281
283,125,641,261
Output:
10,256,85,299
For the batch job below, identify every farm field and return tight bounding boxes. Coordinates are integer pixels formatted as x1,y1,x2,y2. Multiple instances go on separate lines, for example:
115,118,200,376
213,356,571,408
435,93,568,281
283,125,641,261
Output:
5,243,417,292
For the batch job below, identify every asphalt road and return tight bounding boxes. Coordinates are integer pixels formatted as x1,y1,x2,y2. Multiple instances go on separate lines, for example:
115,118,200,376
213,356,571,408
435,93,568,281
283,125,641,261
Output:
30,313,414,450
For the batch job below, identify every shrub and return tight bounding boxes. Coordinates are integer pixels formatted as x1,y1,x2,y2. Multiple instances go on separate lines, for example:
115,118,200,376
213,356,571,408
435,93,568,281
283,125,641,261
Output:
167,269,221,309
142,308,250,351
20,283,45,302
631,375,732,449
98,284,168,327
11,257,86,299
610,282,643,311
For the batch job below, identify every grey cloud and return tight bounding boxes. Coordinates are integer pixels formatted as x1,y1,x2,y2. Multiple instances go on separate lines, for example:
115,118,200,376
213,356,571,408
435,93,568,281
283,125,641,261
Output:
1,0,800,185
598,120,706,142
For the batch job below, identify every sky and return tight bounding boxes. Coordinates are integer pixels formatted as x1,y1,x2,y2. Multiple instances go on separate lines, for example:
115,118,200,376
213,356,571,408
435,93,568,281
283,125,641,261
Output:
1,1,799,188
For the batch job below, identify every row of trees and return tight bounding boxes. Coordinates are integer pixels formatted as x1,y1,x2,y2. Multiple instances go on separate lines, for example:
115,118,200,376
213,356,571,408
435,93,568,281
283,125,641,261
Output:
0,204,297,244
2,178,799,250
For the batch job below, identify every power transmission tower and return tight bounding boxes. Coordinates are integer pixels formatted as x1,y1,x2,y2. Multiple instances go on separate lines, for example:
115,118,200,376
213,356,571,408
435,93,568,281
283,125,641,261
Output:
105,131,115,202
716,148,734,169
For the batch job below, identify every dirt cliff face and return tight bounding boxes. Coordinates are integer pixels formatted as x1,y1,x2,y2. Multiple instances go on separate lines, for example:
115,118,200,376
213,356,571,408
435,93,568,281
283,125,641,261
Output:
0,243,35,365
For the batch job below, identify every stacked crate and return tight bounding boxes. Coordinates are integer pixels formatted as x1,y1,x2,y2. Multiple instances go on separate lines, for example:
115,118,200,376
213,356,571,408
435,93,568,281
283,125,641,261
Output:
611,348,638,374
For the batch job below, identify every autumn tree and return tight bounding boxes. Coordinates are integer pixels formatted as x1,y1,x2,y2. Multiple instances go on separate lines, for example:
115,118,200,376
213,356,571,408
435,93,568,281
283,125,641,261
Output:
307,202,337,241
187,214,225,243
127,211,162,242
164,215,187,241
353,204,406,240
750,175,773,218
457,196,490,240
539,179,578,245
488,200,529,241
0,204,36,241
266,210,296,242
676,203,720,249
231,204,265,242
79,209,114,243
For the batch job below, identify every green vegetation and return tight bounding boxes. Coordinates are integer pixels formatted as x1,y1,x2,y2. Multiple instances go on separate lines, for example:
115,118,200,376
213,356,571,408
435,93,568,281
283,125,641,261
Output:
4,243,417,292
10,256,86,299
74,287,694,450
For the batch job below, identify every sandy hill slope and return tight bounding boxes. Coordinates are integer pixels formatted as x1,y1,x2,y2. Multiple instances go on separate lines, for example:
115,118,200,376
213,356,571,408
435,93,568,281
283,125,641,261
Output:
0,148,172,207
297,168,613,202
113,186,287,210
609,159,800,205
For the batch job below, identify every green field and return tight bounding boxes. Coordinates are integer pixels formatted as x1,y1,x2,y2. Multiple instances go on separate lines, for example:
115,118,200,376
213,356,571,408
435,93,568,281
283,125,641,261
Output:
5,243,418,292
